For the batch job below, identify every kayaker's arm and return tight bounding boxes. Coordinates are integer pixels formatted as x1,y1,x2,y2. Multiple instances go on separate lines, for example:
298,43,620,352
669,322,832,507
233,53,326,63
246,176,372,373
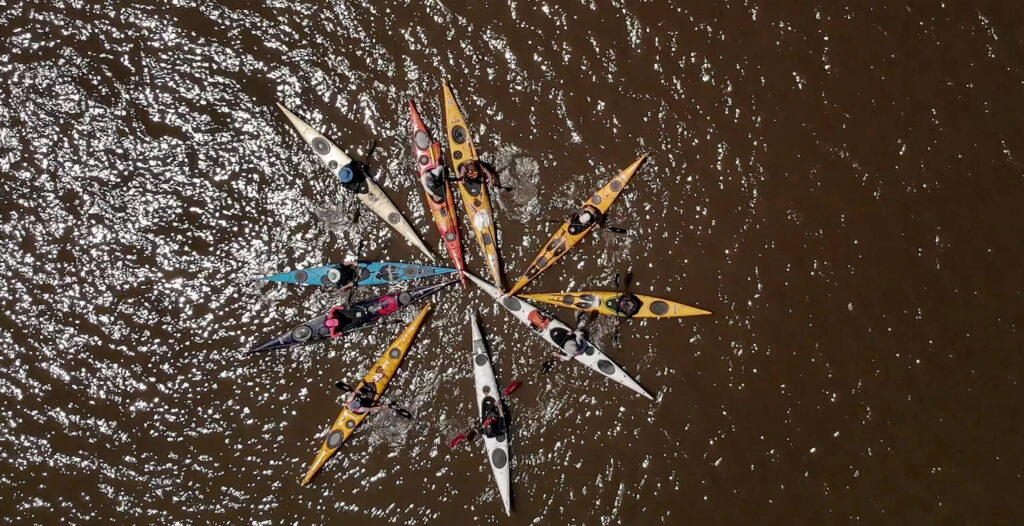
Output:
480,162,500,188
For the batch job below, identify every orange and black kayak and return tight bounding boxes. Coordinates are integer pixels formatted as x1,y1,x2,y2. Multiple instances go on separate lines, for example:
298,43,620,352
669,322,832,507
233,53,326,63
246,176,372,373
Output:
409,100,465,280
507,155,647,296
441,79,505,291
300,302,433,485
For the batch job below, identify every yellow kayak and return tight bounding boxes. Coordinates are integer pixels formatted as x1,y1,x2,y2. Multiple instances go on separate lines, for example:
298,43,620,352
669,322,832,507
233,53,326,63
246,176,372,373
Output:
507,155,647,296
442,79,505,291
520,291,711,319
301,302,433,485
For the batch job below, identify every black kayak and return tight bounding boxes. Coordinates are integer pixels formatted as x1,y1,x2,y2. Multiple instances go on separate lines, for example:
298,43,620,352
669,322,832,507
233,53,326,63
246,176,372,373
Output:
246,279,458,354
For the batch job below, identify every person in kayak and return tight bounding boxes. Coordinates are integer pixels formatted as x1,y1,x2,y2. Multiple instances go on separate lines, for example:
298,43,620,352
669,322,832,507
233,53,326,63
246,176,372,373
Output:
330,261,361,292
552,328,588,361
338,162,370,194
455,160,499,187
343,368,389,414
613,293,642,319
420,165,447,203
479,396,506,438
567,205,603,235
326,305,367,338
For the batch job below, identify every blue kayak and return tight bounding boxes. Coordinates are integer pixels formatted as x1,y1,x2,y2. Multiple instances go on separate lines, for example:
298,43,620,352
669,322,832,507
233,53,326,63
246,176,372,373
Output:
258,261,458,287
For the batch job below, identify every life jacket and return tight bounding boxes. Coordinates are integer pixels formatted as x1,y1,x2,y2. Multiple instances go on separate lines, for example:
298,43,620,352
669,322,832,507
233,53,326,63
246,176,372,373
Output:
527,310,551,332
480,396,504,438
609,293,642,317
338,163,370,194
329,264,357,287
326,306,364,337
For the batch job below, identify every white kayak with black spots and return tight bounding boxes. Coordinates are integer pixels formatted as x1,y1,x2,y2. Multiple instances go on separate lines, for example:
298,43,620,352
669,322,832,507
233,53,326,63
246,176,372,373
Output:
468,309,512,515
466,272,653,400
276,103,435,260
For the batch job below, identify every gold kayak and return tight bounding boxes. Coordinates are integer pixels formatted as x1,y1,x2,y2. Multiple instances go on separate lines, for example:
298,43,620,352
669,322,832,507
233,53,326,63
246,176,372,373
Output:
300,302,433,485
442,79,505,291
507,155,647,296
520,291,711,319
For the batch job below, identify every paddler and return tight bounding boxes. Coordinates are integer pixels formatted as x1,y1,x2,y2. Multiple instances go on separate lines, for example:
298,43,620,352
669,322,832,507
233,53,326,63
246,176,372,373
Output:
420,164,447,203
551,328,588,362
325,304,366,338
567,204,603,235
455,160,500,188
479,396,506,438
338,162,370,194
342,368,390,414
329,261,361,292
613,293,642,320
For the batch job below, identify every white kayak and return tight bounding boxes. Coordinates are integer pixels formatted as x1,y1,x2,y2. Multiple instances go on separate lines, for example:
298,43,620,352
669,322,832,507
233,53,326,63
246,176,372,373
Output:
465,272,653,399
276,103,435,261
468,308,512,515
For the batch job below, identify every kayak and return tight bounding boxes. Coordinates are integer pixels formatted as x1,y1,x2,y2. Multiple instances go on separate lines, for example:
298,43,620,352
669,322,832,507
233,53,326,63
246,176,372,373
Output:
441,80,505,290
506,155,647,296
276,103,436,261
468,309,512,515
466,272,652,399
409,100,466,279
246,279,457,354
301,302,433,485
520,291,711,319
258,261,457,287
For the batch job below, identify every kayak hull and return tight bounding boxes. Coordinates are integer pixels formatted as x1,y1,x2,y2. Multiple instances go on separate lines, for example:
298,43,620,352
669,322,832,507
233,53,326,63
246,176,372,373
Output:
246,279,457,353
301,302,433,485
442,80,504,290
520,291,711,319
466,272,652,399
507,155,647,296
409,100,466,278
276,103,435,261
469,310,512,515
258,262,457,287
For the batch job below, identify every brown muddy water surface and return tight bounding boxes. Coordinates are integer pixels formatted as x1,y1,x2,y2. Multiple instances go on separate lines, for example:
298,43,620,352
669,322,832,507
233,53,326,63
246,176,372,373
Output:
0,1,1021,524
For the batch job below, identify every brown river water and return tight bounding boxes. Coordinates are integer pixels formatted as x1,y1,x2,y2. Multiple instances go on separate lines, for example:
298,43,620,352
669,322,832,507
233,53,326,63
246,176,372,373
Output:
1,1,1021,524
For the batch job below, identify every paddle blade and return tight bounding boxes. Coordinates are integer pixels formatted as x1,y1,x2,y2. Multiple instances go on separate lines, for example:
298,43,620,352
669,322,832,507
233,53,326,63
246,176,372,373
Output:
449,433,468,448
335,381,354,392
393,407,414,419
503,381,522,396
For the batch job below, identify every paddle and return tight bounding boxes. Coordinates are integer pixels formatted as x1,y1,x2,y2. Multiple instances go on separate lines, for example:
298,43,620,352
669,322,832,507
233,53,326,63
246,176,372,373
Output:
448,381,522,448
612,267,634,348
334,381,414,419
542,218,626,234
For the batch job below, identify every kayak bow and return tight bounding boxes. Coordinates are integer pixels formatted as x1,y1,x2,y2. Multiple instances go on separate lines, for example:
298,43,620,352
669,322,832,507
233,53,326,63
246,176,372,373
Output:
301,302,433,485
466,272,652,399
409,100,466,280
441,80,505,290
520,291,711,319
247,279,457,354
276,103,436,261
258,261,457,287
507,155,647,296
